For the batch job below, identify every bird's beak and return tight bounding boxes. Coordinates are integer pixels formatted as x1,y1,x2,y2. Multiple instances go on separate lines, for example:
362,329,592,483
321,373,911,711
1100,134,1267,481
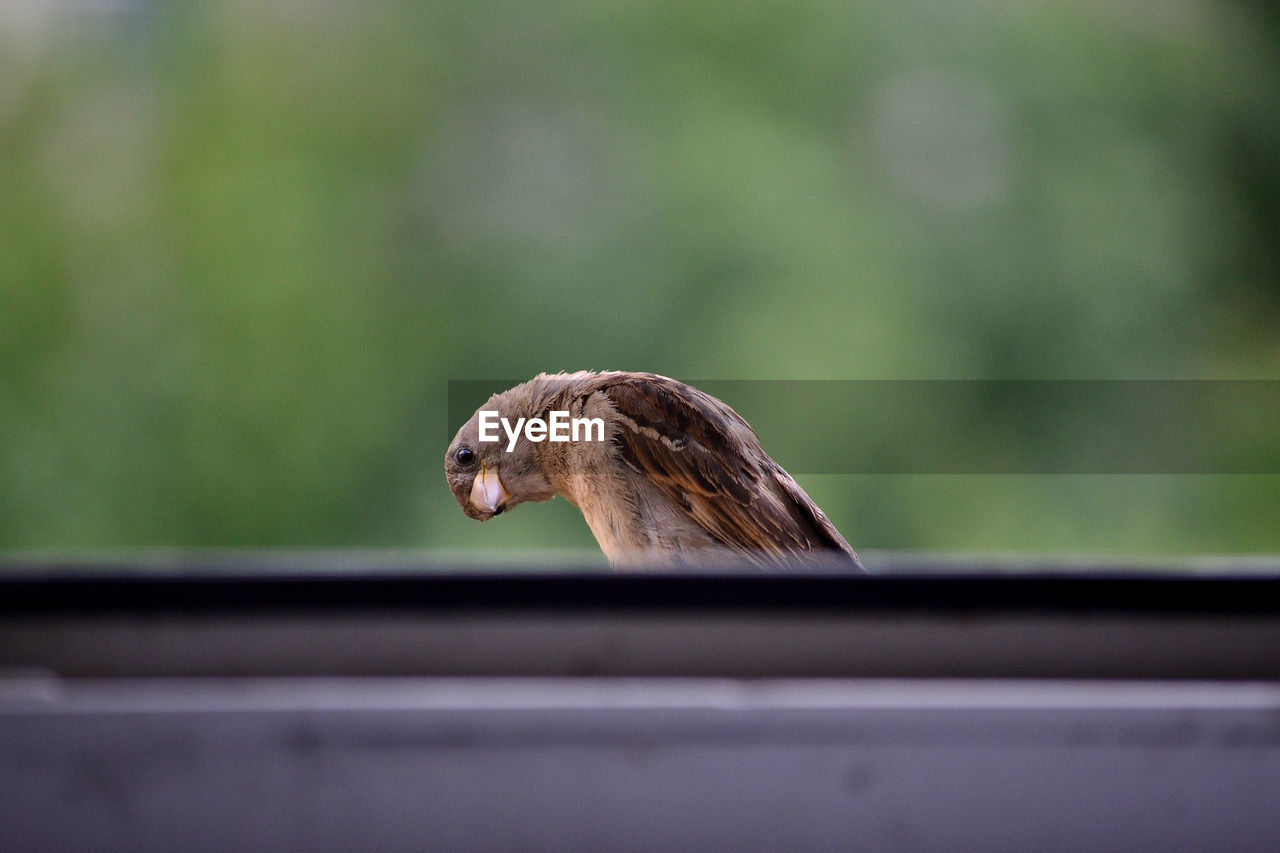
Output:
470,463,511,515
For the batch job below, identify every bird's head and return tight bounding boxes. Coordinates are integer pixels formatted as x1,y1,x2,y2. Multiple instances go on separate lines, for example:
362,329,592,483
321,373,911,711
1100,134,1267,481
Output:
444,390,557,521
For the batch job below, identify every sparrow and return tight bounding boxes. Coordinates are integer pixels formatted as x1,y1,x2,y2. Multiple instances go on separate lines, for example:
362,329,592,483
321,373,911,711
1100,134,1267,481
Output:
444,371,865,570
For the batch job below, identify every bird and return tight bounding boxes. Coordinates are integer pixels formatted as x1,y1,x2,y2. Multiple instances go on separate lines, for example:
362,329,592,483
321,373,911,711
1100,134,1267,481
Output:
444,371,865,570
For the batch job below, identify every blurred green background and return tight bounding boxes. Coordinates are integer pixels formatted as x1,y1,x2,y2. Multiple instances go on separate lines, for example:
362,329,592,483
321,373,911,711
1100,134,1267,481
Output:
2,0,1278,558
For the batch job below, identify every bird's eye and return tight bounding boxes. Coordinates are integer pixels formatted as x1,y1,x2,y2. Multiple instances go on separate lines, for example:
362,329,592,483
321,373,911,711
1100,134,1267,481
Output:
454,446,477,467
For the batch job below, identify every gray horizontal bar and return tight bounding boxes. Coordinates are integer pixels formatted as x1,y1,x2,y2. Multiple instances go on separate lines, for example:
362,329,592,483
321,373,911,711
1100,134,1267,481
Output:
4,677,1280,853
5,612,1279,679
450,379,1280,473
6,676,1280,714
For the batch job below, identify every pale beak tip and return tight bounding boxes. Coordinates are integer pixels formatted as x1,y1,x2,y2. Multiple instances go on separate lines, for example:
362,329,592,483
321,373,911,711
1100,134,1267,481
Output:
469,466,511,514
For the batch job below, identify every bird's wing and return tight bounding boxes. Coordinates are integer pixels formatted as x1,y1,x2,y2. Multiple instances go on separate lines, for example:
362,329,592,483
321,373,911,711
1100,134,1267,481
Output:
597,373,861,565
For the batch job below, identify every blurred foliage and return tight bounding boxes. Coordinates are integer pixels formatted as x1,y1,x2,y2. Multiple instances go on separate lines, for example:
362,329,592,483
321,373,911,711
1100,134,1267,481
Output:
1,0,1278,556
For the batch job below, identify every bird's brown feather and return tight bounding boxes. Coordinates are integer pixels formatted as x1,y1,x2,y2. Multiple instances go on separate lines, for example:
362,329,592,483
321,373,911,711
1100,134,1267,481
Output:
594,373,862,567
446,370,864,569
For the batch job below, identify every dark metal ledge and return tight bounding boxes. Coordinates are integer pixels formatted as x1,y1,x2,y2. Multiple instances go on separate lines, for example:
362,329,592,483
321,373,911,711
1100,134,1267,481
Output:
3,559,1278,679
4,558,1280,851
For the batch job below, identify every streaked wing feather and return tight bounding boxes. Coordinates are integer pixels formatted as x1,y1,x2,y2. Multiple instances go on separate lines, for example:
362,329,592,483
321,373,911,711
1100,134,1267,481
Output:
599,374,859,564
